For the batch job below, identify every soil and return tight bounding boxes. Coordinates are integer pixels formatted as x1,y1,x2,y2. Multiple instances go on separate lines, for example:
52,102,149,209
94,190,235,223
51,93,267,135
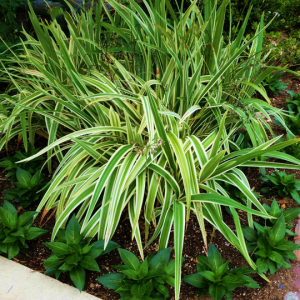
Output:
1,73,300,300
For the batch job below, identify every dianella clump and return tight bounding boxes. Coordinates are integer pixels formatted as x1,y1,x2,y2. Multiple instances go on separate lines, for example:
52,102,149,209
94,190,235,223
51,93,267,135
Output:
1,0,300,298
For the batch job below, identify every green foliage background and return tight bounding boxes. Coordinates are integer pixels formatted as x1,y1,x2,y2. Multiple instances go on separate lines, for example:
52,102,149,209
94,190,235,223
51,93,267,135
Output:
0,0,27,43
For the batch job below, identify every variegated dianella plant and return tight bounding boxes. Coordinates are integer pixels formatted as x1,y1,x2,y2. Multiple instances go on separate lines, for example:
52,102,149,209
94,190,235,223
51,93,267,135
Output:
1,0,300,298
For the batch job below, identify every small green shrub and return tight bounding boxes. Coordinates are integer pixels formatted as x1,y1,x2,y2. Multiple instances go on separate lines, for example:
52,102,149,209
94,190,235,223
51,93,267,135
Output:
242,215,300,274
258,169,300,203
0,0,26,42
286,90,300,113
3,168,46,208
263,30,300,66
283,142,300,159
0,147,45,183
262,199,300,233
262,71,287,95
280,0,300,30
44,215,119,291
98,247,175,300
183,244,259,300
0,200,47,259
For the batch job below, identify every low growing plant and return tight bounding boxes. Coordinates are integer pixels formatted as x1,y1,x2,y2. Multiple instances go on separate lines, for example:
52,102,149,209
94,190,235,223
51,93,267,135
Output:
3,168,46,208
263,31,300,66
277,137,300,160
262,198,300,232
285,113,300,135
0,147,45,183
98,247,175,300
286,90,300,113
183,244,259,300
0,200,47,259
262,71,287,94
242,215,300,274
258,169,300,204
43,215,119,291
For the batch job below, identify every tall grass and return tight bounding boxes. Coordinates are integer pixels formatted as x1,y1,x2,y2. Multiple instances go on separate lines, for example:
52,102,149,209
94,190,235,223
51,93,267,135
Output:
1,0,300,298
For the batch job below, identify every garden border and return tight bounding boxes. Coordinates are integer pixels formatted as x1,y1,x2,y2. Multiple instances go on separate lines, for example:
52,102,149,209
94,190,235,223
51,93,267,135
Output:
0,256,100,300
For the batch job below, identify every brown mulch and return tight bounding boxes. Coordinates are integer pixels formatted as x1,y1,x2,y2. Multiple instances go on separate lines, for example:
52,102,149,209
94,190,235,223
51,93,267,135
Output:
1,74,300,299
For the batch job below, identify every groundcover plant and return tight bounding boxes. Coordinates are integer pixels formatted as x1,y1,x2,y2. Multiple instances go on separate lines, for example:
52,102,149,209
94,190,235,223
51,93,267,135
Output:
1,0,300,298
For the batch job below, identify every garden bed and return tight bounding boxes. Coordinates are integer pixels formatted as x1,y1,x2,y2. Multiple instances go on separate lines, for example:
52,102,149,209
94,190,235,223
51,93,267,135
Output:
0,192,299,300
0,72,300,300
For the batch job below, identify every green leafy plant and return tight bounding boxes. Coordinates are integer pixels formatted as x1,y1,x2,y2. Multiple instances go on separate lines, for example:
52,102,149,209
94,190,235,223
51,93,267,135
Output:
263,31,300,66
274,89,300,135
283,142,300,159
262,198,300,234
286,90,300,113
275,112,300,136
258,169,300,203
183,244,259,300
3,168,46,208
277,137,300,160
0,200,47,259
43,215,119,291
0,0,27,42
98,248,175,300
229,131,252,151
279,0,300,30
262,71,287,94
242,215,300,274
0,147,45,183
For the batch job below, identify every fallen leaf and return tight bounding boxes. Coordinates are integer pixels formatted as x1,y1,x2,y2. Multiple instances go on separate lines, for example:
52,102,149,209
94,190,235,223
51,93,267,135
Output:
277,198,289,204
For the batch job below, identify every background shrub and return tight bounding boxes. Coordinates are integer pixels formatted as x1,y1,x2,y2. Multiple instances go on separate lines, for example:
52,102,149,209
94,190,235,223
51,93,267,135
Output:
0,0,27,43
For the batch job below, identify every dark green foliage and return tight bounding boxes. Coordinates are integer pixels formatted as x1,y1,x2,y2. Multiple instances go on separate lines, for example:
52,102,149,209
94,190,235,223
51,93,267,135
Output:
0,147,46,208
228,0,300,32
258,169,300,203
0,200,47,259
286,90,300,113
262,72,287,95
3,168,46,208
242,215,300,275
263,30,300,66
98,248,176,300
229,131,252,151
222,181,261,206
283,142,300,159
169,0,300,32
43,216,119,292
0,0,26,42
277,136,300,160
275,90,300,135
0,147,45,183
262,199,300,234
279,0,300,30
279,113,300,136
183,244,259,300
229,0,280,31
